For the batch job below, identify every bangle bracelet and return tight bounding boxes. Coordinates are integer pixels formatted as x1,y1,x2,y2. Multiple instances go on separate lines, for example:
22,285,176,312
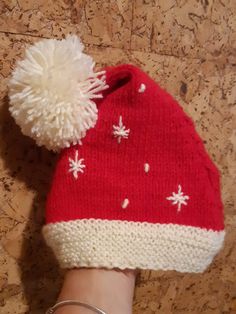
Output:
45,300,107,314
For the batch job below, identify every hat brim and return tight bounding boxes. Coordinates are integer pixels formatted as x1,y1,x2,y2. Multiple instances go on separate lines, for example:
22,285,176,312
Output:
42,218,225,273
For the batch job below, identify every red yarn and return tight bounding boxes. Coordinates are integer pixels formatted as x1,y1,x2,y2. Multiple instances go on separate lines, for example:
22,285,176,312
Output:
46,64,224,231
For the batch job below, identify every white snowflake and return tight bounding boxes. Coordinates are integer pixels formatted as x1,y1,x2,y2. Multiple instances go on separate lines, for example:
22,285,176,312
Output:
68,150,85,179
112,115,130,143
166,185,189,212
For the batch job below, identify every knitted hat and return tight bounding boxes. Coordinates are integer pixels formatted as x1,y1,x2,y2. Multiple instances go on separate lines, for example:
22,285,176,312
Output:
9,36,225,273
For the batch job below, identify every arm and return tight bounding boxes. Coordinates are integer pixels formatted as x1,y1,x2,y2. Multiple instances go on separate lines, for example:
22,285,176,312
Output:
55,268,137,314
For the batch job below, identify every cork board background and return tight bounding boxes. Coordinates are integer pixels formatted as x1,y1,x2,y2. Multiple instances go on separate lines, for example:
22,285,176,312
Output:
0,0,235,313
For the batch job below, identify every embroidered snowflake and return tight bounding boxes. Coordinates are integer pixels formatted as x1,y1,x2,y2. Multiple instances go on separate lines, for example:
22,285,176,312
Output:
113,115,130,143
68,150,85,179
166,185,189,212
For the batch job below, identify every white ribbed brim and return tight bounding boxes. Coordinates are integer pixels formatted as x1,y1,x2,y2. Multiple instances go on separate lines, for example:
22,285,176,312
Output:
42,219,225,273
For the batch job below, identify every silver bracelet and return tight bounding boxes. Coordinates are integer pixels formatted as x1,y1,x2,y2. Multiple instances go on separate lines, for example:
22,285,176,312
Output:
45,300,107,314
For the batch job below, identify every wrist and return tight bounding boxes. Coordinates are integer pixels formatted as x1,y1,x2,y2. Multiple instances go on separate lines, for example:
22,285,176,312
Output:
55,268,136,314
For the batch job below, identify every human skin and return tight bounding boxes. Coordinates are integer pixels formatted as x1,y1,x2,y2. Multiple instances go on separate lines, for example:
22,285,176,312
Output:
55,268,137,314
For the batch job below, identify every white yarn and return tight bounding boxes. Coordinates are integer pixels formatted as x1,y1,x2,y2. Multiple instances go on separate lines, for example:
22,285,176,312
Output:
166,185,190,212
8,35,108,151
138,83,146,93
42,219,225,272
121,198,129,208
112,115,130,143
68,150,85,179
144,163,150,173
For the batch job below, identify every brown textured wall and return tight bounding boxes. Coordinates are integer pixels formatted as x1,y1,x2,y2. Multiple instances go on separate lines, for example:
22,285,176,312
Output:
0,1,235,313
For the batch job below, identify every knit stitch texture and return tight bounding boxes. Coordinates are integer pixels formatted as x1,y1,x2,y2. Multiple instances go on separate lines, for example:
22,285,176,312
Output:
43,64,225,272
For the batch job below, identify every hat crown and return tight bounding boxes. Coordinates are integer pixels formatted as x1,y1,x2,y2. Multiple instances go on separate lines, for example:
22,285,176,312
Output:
46,64,224,231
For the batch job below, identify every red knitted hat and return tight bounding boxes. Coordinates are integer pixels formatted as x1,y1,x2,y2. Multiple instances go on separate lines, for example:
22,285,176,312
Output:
9,37,225,273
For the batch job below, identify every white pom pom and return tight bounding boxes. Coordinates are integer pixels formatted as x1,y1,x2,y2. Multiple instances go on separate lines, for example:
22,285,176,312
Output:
8,35,108,151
